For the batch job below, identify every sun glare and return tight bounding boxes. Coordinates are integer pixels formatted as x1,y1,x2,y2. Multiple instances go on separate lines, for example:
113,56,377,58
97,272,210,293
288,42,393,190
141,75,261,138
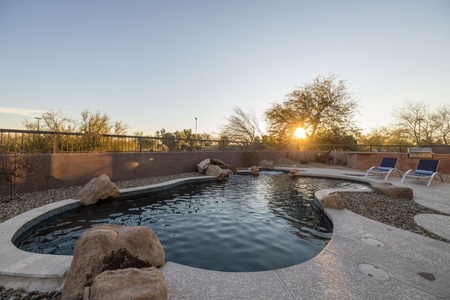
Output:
294,127,307,139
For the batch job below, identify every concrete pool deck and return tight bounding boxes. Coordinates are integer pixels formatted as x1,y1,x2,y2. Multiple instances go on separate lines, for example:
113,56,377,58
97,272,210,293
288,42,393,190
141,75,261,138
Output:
0,168,449,299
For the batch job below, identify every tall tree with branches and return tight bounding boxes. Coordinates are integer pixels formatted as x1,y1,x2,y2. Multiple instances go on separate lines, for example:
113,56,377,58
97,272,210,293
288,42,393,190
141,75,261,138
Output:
265,74,359,145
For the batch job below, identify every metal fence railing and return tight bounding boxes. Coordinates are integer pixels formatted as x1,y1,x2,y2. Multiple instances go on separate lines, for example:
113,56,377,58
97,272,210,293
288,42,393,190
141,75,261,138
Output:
301,143,414,153
0,129,267,153
0,128,439,154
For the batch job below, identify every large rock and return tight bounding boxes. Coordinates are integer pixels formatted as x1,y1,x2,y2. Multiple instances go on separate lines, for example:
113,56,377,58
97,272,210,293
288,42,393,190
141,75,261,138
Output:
76,174,119,206
223,164,237,174
198,159,236,176
370,182,413,199
259,160,274,169
62,225,165,300
210,158,226,168
89,267,168,300
205,164,222,177
205,164,230,179
197,158,210,173
320,192,345,210
220,168,234,176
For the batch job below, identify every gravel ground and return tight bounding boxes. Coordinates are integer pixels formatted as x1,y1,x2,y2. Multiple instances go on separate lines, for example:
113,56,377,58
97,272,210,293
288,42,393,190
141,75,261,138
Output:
0,172,202,224
341,192,449,243
0,288,61,300
0,170,448,299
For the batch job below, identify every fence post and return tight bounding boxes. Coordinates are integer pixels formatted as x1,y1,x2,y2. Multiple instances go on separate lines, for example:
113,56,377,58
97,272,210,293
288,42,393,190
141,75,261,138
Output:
52,133,57,153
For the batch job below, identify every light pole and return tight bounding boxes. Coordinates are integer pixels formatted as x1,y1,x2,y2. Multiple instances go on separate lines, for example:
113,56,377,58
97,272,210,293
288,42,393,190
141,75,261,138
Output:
35,117,42,131
195,117,198,139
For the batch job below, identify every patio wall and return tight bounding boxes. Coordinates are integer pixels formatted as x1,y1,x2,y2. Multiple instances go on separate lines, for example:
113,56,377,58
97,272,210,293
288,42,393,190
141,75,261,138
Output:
346,152,450,174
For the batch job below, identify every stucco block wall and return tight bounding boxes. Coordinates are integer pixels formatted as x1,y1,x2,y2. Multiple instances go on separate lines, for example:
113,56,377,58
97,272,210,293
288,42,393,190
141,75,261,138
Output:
346,152,450,174
0,150,289,195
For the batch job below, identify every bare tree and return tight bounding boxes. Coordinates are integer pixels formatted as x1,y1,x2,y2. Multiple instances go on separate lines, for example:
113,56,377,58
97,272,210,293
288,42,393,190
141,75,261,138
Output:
431,105,450,145
23,110,73,132
220,107,263,143
393,101,441,145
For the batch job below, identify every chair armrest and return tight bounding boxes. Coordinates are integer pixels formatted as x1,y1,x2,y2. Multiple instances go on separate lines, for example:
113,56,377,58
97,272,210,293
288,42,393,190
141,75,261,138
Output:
403,169,413,176
401,169,413,183
365,166,377,178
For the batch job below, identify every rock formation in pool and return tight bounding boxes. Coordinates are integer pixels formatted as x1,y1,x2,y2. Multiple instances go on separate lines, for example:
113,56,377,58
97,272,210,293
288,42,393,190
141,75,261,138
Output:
197,158,237,179
61,224,167,300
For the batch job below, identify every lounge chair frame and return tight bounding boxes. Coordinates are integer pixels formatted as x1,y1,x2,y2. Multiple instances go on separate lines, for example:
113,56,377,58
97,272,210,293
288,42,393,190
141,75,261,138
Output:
401,159,444,186
365,157,401,180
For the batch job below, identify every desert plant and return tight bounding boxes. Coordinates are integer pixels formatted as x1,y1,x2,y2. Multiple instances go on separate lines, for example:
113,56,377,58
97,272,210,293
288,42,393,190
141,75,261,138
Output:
0,151,41,201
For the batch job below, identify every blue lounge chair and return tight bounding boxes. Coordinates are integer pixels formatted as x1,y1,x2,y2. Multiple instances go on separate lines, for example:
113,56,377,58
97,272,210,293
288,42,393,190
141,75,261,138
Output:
365,157,401,180
401,159,444,186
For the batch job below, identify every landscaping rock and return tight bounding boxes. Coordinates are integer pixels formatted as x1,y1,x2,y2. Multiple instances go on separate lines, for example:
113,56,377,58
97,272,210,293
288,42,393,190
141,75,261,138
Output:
76,174,119,206
320,192,345,210
289,168,300,176
274,158,296,166
221,168,234,176
218,172,229,180
370,182,413,199
61,225,165,300
251,166,260,175
197,159,210,173
205,164,223,177
223,164,237,174
90,267,168,300
206,164,230,179
210,158,226,168
199,159,236,177
259,160,274,169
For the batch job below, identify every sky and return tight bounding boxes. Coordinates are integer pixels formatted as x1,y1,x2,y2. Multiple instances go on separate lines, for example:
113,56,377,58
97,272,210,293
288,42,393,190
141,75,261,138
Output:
1,0,449,136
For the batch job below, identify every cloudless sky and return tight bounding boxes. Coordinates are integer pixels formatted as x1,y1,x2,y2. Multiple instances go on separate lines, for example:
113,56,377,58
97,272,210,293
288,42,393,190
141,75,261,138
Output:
1,0,449,136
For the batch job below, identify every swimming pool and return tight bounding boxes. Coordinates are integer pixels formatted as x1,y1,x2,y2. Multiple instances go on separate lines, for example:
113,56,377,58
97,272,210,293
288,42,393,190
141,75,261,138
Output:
15,172,369,272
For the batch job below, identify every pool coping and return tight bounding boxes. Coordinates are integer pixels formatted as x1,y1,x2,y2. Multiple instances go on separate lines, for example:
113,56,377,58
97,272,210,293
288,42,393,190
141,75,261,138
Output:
1,168,449,299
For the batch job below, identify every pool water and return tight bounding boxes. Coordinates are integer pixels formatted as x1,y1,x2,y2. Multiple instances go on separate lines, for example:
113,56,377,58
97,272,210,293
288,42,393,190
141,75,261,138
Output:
16,172,368,272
